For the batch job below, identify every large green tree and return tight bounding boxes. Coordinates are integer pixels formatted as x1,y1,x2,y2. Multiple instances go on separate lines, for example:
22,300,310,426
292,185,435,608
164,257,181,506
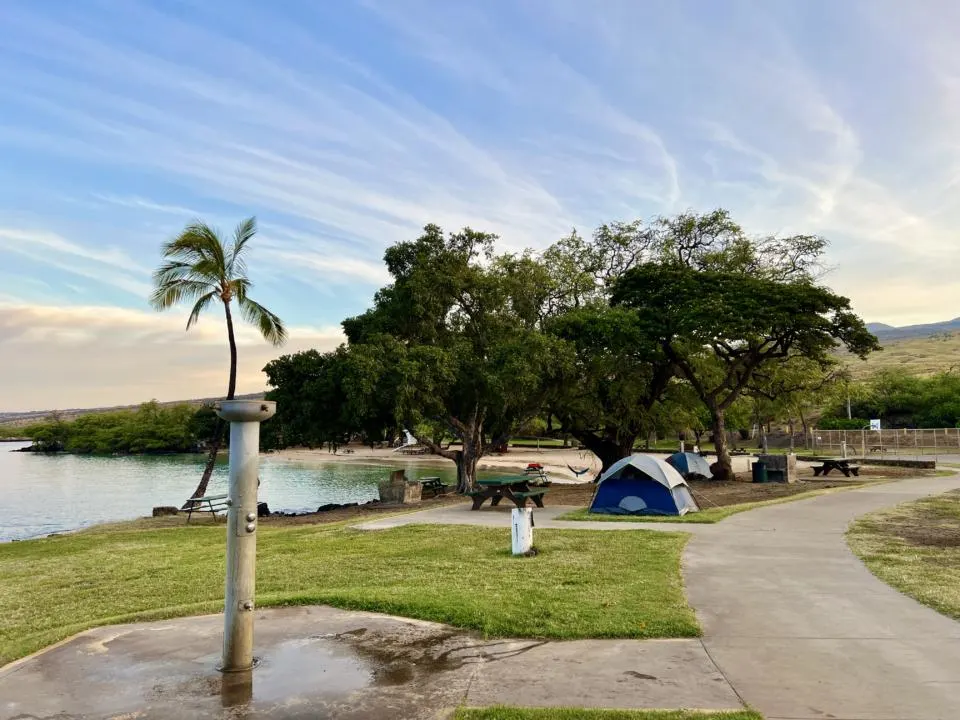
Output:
150,217,287,500
341,224,564,491
613,264,878,479
263,344,400,451
540,221,676,472
546,305,674,473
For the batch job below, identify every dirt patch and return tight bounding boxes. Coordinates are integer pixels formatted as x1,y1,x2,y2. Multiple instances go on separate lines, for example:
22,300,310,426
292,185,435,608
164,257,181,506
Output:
869,490,960,548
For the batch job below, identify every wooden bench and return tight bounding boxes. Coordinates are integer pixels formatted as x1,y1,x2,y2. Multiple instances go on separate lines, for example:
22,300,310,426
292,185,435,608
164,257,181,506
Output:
513,488,549,508
184,493,229,523
420,477,451,498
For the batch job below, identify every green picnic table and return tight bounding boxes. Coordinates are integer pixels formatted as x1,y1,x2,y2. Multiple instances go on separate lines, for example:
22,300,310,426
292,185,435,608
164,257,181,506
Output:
467,475,550,510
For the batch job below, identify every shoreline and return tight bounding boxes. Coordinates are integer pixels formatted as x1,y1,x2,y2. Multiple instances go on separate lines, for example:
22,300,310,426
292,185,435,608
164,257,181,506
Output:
271,445,613,483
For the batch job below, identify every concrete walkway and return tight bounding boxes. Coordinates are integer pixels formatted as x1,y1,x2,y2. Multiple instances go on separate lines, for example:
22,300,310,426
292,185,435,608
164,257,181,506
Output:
686,473,960,720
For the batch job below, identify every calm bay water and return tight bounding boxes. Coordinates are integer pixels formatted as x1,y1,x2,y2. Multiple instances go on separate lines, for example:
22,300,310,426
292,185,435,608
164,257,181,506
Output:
0,442,458,542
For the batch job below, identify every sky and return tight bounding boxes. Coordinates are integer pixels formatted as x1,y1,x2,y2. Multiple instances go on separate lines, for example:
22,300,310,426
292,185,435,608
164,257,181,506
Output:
1,0,959,411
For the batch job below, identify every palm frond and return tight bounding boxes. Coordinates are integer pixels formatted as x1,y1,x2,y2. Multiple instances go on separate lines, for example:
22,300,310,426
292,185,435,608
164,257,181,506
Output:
161,222,228,276
239,296,288,346
229,217,256,278
229,277,251,303
186,291,219,330
150,279,219,310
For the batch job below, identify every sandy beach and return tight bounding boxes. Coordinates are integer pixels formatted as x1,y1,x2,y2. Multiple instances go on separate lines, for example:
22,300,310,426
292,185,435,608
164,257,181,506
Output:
272,445,756,482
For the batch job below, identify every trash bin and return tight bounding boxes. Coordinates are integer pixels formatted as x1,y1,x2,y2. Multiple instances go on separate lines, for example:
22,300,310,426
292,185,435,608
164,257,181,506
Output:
752,461,768,483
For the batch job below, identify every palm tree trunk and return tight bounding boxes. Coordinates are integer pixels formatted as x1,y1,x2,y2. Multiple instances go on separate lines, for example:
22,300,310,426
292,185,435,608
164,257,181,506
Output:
185,301,238,503
225,300,238,400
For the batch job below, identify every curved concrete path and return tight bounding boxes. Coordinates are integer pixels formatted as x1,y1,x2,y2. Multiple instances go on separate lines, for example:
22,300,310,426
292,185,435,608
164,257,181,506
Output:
686,473,960,720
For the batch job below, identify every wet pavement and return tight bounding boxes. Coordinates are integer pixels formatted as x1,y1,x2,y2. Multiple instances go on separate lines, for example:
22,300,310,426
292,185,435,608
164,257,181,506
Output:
0,606,741,719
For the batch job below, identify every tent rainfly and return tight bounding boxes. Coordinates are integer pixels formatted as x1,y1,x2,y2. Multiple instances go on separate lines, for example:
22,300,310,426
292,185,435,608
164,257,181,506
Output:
666,451,713,480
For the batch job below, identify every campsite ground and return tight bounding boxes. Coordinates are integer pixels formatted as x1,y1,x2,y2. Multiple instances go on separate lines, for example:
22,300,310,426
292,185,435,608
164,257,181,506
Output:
113,463,934,530
6,471,960,719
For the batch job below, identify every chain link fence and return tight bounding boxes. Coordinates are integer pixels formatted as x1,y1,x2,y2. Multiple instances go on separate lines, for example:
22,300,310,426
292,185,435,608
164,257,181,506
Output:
807,428,960,459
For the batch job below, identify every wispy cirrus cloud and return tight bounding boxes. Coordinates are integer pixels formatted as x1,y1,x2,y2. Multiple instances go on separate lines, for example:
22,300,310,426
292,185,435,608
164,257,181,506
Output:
3,0,960,409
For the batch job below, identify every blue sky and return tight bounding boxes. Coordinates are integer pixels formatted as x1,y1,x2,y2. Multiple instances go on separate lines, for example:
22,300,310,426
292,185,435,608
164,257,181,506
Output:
1,0,958,410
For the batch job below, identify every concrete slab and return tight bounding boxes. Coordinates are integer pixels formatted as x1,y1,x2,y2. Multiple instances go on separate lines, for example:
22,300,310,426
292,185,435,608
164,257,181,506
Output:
353,503,708,533
465,639,740,711
0,606,741,720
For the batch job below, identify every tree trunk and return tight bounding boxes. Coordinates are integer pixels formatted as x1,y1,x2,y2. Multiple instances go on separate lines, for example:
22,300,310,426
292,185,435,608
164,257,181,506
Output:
711,410,734,481
788,419,795,452
454,445,481,494
185,301,238,503
224,301,238,400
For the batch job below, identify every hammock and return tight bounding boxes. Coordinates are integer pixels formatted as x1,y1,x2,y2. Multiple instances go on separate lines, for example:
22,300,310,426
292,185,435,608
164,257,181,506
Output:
567,464,592,477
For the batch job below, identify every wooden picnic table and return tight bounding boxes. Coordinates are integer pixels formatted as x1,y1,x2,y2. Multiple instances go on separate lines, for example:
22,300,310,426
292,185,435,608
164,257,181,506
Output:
468,475,550,511
809,457,861,477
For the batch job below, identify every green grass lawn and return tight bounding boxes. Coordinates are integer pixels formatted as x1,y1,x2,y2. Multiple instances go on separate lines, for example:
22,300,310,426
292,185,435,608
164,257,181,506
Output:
0,522,697,666
454,708,761,720
848,489,960,620
558,483,870,524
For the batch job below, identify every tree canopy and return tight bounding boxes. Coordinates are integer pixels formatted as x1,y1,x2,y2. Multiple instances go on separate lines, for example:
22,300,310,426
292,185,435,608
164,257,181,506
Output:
613,264,878,477
263,209,878,484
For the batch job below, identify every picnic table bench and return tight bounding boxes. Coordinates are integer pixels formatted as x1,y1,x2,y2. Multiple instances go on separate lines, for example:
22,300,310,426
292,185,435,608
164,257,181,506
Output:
184,493,229,523
420,477,451,498
811,458,860,477
468,475,550,510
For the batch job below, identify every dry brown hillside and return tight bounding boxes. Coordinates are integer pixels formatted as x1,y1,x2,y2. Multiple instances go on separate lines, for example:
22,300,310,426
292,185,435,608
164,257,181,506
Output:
841,331,960,379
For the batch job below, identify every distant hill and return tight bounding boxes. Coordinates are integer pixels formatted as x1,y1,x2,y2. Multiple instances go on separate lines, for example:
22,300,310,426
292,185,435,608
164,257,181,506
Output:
0,392,265,427
867,318,960,341
844,319,960,378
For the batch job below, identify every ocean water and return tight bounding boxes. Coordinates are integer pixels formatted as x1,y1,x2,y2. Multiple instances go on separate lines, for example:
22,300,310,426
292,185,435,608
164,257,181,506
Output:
0,442,458,541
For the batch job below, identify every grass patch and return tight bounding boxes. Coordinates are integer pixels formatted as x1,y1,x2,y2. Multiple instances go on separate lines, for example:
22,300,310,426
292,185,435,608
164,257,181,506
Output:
848,490,960,620
558,483,871,524
454,708,762,720
0,523,696,666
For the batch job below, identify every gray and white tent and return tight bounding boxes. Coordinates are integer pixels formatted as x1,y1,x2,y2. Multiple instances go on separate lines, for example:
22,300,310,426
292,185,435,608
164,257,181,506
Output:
590,454,699,516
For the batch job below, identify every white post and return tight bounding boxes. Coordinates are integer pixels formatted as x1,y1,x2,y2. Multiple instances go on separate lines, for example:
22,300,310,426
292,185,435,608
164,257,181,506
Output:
511,508,534,555
216,400,276,673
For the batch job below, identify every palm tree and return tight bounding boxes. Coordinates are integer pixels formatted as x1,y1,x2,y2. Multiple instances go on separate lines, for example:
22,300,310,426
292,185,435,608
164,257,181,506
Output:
150,217,287,500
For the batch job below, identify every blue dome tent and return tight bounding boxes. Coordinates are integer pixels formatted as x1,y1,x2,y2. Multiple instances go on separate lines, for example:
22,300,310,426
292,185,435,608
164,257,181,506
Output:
666,451,713,480
589,455,699,516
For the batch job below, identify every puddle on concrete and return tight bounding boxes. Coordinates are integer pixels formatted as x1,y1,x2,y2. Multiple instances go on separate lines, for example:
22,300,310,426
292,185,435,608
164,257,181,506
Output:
149,636,373,708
